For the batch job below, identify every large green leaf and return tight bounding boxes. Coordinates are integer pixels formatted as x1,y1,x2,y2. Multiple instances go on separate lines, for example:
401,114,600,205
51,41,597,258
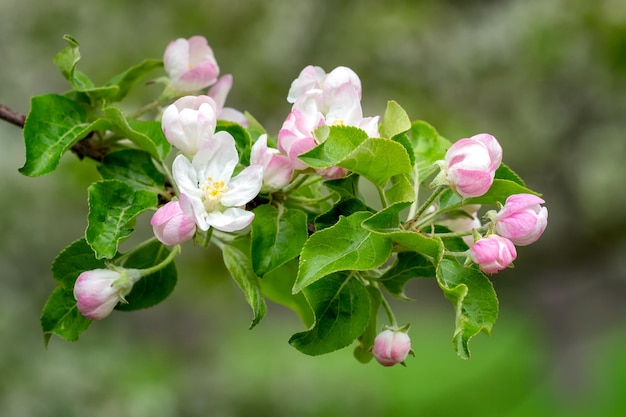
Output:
289,273,371,355
19,94,109,176
260,261,314,327
86,179,157,259
223,243,267,329
98,149,166,193
436,258,499,359
353,286,382,363
250,205,308,277
294,212,392,293
299,125,368,168
439,179,541,211
408,120,450,182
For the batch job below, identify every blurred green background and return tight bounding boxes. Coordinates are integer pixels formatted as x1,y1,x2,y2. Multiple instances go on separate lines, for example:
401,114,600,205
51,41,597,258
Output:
2,0,626,416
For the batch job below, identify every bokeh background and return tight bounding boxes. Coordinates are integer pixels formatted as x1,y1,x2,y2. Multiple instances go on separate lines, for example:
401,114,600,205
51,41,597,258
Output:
2,0,626,415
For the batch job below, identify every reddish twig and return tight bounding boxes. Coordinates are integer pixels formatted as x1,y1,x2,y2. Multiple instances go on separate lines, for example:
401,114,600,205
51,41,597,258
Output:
0,104,26,128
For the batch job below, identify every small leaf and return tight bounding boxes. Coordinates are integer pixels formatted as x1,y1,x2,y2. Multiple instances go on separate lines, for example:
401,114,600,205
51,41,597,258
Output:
19,94,110,176
495,163,525,186
103,58,163,102
436,258,499,359
98,149,166,192
41,287,92,345
289,272,371,355
314,198,372,231
115,241,177,311
53,34,81,81
379,252,436,299
385,174,415,205
294,212,392,293
339,138,413,187
86,179,157,259
104,106,169,161
380,100,411,139
298,125,369,168
324,173,361,201
251,205,308,277
223,243,267,329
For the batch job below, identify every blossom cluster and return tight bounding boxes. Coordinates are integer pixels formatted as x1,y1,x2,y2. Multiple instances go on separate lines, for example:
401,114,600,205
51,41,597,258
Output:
434,134,548,274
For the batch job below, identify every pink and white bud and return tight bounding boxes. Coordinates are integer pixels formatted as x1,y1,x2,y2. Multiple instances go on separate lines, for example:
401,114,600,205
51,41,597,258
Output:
151,201,196,246
442,134,503,198
161,95,218,156
469,234,517,274
73,268,141,320
494,194,548,246
164,36,219,93
372,329,412,367
250,134,294,191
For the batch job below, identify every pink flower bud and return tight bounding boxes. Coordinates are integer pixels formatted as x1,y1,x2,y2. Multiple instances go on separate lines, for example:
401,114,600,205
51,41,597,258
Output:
372,329,412,367
250,134,293,191
469,234,517,274
494,194,548,246
443,134,503,198
150,201,196,246
161,95,218,156
73,269,141,320
164,36,219,93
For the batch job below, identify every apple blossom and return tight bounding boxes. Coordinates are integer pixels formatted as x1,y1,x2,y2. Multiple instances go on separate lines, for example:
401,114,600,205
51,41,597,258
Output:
73,268,142,320
469,234,517,274
164,36,219,93
438,134,503,198
173,132,263,232
161,95,218,156
151,200,196,246
493,194,548,246
250,134,293,191
372,329,412,367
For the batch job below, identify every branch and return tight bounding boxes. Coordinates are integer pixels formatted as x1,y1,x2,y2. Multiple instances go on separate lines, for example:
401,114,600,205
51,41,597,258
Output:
0,104,26,128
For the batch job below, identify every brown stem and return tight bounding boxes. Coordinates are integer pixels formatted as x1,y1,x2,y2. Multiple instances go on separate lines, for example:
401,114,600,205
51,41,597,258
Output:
0,104,26,128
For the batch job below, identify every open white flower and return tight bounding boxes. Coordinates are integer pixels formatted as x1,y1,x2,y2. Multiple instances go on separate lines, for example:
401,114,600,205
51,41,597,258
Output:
173,132,263,232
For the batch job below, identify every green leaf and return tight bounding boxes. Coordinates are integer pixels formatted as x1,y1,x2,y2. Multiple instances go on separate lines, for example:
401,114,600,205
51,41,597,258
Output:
51,238,107,287
53,35,119,102
438,179,541,211
216,120,252,165
289,273,371,355
41,287,92,345
338,138,413,187
298,125,369,168
19,94,110,176
98,149,166,193
353,286,382,363
436,258,499,359
260,260,314,327
324,173,361,201
251,205,308,277
115,241,177,311
408,120,450,181
380,100,411,139
104,106,170,161
86,179,157,259
223,243,267,329
294,212,392,293
103,58,163,102
495,163,525,186
379,252,436,299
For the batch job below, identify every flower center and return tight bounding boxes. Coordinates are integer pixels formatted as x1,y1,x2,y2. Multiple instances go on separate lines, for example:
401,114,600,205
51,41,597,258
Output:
201,176,228,211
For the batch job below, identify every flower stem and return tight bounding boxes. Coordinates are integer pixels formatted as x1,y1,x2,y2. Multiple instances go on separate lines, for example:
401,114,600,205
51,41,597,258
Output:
137,244,181,277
